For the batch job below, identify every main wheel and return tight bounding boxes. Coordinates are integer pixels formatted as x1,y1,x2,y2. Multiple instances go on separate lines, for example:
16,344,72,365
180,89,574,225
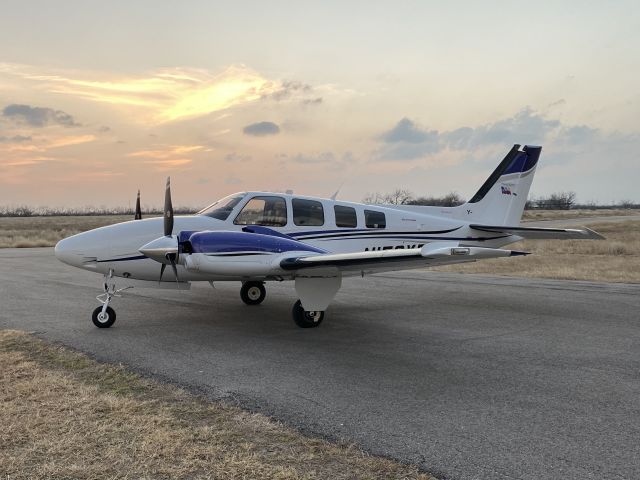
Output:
92,306,116,328
240,281,266,305
292,300,324,328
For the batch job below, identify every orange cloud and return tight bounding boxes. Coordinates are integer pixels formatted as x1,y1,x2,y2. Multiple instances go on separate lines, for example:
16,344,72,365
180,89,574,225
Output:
128,145,204,159
143,158,193,171
47,135,96,149
0,63,281,123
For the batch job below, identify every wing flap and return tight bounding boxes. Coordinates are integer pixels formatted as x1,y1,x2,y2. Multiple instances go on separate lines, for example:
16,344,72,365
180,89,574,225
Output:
280,243,527,273
470,224,605,240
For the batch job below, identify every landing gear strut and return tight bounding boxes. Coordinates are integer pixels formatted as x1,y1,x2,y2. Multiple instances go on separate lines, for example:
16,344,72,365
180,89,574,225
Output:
292,300,324,328
240,281,266,305
92,269,131,328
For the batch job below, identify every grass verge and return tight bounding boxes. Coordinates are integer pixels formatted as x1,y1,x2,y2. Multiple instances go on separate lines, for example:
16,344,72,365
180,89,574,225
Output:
521,208,640,221
433,221,640,283
0,330,433,480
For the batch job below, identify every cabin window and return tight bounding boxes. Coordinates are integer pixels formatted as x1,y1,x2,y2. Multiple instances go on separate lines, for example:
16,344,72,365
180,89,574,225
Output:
365,209,386,229
292,198,324,226
234,196,287,227
334,205,357,228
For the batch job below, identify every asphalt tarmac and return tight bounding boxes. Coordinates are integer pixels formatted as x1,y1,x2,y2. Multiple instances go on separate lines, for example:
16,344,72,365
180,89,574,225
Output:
1,248,639,480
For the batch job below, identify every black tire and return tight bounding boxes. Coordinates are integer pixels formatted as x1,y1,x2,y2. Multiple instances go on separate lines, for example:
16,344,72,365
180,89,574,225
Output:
292,300,324,328
240,281,266,305
92,306,116,328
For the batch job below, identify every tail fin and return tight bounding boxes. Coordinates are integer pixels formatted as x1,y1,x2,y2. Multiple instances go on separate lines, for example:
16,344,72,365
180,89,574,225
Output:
454,144,541,225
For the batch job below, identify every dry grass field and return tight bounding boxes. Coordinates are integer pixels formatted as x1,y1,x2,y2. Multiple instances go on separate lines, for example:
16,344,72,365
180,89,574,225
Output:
521,208,640,221
0,330,433,480
433,220,640,283
0,215,134,248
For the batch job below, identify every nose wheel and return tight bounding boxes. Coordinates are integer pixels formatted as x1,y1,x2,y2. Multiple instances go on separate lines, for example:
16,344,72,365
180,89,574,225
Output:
91,269,131,329
240,281,266,305
92,306,116,328
292,300,324,328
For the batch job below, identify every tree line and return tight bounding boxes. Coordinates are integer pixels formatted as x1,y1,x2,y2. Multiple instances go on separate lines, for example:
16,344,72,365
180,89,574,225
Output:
0,205,198,217
1,191,638,217
363,189,639,210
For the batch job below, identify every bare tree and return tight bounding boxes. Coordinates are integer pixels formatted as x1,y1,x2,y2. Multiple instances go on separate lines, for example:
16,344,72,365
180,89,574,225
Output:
383,188,414,205
362,192,386,205
536,191,576,210
407,192,465,207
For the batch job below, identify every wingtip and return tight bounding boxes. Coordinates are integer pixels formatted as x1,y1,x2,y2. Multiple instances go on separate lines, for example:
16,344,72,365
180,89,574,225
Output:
584,227,606,240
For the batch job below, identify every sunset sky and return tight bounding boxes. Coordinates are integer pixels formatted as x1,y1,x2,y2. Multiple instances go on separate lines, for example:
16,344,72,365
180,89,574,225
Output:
1,1,638,208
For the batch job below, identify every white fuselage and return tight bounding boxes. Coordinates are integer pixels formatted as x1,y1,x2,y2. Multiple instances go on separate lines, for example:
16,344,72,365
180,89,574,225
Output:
55,191,518,282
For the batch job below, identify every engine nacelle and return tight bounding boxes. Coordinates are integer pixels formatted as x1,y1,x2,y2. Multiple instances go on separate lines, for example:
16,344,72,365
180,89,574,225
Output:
184,253,282,276
181,229,324,276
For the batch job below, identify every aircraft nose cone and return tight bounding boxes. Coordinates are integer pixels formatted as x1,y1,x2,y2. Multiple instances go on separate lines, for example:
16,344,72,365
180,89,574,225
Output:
54,235,90,267
54,237,76,266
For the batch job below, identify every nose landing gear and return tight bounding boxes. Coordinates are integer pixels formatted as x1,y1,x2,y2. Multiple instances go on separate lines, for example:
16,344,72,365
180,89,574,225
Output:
92,269,132,328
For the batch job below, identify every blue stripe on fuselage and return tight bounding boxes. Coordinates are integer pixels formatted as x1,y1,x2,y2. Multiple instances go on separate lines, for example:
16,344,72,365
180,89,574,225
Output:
96,254,147,263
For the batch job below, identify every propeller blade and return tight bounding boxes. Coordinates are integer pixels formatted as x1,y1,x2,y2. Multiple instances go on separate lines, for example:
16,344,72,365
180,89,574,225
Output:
164,177,174,237
169,255,180,286
159,263,166,282
134,189,142,220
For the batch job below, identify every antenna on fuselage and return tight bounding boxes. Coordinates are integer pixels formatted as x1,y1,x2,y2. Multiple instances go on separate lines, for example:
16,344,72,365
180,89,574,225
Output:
330,182,344,201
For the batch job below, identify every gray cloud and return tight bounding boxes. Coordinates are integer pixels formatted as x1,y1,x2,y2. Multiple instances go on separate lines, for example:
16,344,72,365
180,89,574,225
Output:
267,80,312,102
561,125,598,145
291,151,336,164
381,117,437,144
376,108,565,161
224,152,252,162
243,121,280,136
2,104,80,127
262,80,322,106
548,98,566,108
302,97,323,105
0,134,32,143
377,117,440,160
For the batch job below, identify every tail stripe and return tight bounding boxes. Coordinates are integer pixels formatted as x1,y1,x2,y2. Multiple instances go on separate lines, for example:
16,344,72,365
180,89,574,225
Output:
468,145,520,203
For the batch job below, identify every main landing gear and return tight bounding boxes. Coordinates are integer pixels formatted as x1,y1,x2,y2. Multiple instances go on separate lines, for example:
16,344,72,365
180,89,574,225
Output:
240,281,266,305
92,269,131,328
292,300,324,328
239,281,325,328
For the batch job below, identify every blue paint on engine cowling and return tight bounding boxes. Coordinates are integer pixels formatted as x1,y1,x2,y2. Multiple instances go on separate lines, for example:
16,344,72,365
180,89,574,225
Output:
187,231,326,255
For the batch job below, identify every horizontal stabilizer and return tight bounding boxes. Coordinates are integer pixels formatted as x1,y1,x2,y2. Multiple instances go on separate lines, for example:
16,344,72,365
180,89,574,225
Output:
470,224,605,240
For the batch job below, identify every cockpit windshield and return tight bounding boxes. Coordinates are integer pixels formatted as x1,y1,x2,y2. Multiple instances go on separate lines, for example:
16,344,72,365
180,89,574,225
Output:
198,193,246,220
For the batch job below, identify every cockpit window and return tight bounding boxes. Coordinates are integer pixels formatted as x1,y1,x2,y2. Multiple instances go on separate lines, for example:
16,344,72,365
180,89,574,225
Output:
198,194,245,220
234,196,287,227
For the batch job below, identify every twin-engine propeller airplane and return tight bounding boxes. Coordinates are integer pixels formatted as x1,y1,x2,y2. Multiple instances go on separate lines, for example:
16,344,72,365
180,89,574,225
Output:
55,144,603,329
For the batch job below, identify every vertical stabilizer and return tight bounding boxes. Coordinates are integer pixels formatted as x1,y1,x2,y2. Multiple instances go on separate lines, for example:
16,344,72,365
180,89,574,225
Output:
454,145,541,225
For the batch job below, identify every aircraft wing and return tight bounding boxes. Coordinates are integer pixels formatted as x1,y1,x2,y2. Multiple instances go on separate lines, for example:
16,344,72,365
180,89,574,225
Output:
279,242,528,274
469,224,605,240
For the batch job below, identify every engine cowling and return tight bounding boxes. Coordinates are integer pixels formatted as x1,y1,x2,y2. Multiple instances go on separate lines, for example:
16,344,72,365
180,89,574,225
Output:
180,230,324,276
